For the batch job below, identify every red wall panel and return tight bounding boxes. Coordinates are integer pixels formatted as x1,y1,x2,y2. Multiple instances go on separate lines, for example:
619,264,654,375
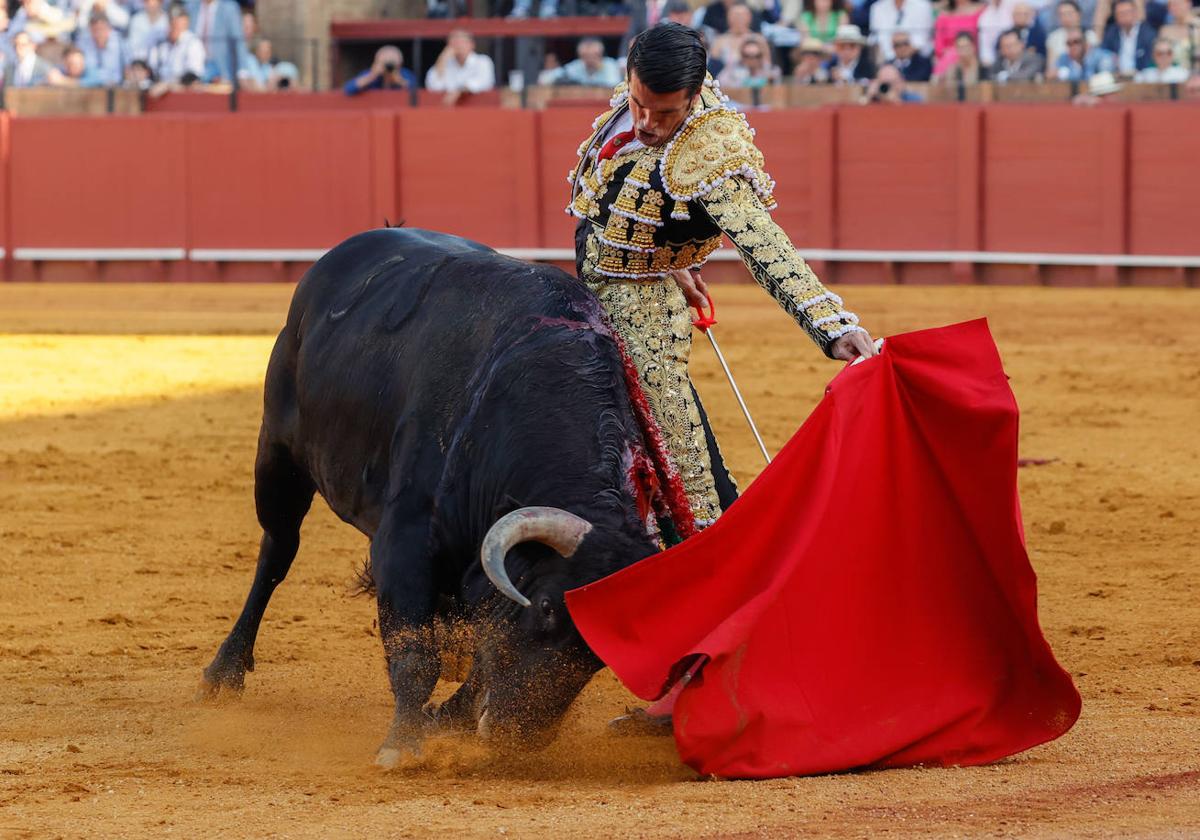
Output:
1128,104,1200,257
186,112,377,249
538,107,596,250
396,109,539,247
835,105,967,251
752,108,834,250
9,116,187,249
983,105,1126,254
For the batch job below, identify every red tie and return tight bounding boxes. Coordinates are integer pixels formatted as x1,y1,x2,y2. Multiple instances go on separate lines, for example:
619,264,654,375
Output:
598,129,636,161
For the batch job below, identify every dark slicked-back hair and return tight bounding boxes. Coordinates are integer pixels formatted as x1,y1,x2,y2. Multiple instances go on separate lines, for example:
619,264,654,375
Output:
627,23,707,95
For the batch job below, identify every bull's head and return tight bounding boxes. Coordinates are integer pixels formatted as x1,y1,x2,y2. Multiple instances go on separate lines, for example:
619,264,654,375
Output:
472,506,641,748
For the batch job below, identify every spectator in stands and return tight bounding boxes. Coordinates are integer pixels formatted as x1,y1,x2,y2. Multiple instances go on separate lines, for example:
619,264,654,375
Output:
124,57,155,89
827,23,875,81
719,32,782,85
74,0,131,35
1135,34,1190,77
425,29,495,104
700,0,764,34
240,37,275,89
547,37,621,86
1100,0,1156,74
977,0,1016,65
1091,0,1167,40
870,0,934,62
128,0,169,61
82,13,127,86
891,30,933,78
1157,0,1197,68
0,7,16,64
933,0,983,76
1047,0,1099,67
791,36,831,80
1054,25,1111,76
148,4,205,84
537,52,561,85
272,60,299,90
1010,2,1049,54
508,0,558,21
784,0,848,44
11,0,76,44
186,0,244,82
660,0,696,25
1072,67,1121,101
942,29,992,80
5,30,56,85
55,45,102,86
345,45,417,94
992,26,1046,76
864,61,925,99
711,3,759,68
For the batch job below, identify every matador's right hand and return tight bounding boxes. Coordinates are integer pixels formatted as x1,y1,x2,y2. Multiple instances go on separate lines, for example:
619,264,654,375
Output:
670,269,710,311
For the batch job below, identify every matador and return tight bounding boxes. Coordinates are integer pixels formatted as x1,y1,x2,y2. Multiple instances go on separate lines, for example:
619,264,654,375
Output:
568,23,876,531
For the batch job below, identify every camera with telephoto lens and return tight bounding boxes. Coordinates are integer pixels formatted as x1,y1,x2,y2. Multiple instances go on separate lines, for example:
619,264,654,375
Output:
384,61,398,73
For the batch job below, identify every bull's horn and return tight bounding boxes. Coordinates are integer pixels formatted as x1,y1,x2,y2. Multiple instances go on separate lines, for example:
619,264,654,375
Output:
480,507,593,608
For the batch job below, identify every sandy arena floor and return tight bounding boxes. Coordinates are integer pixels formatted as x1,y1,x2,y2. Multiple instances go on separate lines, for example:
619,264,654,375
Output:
1,282,1198,839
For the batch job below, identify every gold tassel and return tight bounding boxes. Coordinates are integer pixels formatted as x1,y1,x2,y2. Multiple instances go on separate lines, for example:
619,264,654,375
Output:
672,199,690,221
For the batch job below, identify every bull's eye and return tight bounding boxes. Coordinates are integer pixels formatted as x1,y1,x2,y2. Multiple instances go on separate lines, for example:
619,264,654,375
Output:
539,597,554,618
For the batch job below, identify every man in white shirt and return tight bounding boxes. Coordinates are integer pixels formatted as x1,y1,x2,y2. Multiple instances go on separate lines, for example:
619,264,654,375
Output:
869,0,934,62
978,0,1016,65
148,3,205,83
424,29,495,104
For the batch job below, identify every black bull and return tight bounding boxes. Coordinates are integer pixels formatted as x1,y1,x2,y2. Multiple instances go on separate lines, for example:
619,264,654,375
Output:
197,227,716,765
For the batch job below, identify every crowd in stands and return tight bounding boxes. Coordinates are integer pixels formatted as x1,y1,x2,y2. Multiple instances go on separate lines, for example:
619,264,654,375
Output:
0,0,297,92
510,0,1200,97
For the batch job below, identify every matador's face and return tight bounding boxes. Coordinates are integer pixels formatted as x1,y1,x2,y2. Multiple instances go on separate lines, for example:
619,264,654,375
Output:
627,70,699,149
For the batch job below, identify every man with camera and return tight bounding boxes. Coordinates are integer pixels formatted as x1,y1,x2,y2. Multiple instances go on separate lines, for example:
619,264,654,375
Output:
344,44,417,95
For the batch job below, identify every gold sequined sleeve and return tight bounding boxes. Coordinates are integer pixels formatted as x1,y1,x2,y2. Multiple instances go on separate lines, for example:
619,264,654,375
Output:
698,176,863,357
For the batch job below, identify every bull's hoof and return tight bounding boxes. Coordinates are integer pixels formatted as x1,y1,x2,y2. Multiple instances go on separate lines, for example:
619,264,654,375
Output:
195,657,249,703
374,740,422,770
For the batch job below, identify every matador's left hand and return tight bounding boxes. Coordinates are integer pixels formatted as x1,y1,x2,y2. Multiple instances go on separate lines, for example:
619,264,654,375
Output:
830,329,878,362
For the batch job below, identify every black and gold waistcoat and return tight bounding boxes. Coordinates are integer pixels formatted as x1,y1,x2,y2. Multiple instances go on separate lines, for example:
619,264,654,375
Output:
567,77,863,356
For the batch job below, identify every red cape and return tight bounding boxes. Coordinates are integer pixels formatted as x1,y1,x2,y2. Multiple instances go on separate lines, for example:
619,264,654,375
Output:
566,320,1081,779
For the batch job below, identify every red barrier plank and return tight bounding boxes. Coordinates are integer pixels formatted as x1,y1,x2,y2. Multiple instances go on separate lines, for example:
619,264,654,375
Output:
751,108,834,252
1128,104,1200,258
186,112,377,250
396,109,539,247
0,113,9,277
538,107,596,250
834,105,964,252
9,116,187,250
983,105,1126,255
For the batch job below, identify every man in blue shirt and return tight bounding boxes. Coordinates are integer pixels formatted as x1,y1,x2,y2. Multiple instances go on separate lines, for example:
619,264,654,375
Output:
344,44,417,95
81,13,127,86
546,37,622,87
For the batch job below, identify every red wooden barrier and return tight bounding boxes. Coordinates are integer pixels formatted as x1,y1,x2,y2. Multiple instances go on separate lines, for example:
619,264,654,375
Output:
8,116,188,281
0,104,1196,285
396,108,540,247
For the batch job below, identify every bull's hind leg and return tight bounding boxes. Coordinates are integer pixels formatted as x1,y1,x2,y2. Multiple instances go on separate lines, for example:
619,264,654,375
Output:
198,442,315,699
370,511,441,768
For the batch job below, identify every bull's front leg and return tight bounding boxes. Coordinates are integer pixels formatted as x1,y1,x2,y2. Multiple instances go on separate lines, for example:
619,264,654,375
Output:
371,516,441,769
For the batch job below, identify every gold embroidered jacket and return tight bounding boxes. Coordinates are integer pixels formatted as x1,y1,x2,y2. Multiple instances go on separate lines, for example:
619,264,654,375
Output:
568,78,862,356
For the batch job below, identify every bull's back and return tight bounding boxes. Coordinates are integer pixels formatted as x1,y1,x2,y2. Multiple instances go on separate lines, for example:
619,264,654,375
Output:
265,228,597,534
